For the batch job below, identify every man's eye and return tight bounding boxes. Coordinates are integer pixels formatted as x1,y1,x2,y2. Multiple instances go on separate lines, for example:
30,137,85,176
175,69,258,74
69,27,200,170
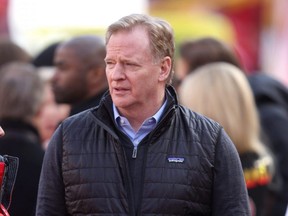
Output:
105,62,115,67
126,62,136,66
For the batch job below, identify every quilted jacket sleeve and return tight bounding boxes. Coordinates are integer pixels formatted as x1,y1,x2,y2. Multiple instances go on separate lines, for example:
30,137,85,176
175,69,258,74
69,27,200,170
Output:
212,128,251,216
36,124,67,215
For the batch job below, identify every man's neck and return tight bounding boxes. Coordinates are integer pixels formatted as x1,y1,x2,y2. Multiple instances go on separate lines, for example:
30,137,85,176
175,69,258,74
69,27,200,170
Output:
117,95,165,132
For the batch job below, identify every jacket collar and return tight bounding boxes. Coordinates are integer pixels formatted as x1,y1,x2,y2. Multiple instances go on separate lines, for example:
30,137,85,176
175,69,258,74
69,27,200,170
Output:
91,85,178,132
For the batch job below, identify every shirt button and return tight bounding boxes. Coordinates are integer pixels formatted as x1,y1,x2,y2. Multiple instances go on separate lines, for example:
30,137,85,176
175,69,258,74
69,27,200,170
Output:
120,119,125,125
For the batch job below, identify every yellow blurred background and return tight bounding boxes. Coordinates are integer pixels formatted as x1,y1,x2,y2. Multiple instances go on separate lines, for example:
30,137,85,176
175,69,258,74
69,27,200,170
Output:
1,0,287,84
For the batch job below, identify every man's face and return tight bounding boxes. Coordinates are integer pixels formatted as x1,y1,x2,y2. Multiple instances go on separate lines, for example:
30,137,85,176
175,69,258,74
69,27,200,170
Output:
52,46,88,104
105,28,165,114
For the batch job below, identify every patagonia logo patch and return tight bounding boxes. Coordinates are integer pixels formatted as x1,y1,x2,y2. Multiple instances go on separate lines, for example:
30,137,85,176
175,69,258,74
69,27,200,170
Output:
167,157,185,163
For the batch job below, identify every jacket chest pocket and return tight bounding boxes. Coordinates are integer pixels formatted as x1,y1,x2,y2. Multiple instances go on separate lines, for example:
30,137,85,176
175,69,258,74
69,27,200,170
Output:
143,154,213,201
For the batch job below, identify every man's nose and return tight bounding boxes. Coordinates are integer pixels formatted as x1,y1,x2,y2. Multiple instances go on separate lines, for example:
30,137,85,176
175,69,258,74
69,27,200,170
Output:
111,63,125,80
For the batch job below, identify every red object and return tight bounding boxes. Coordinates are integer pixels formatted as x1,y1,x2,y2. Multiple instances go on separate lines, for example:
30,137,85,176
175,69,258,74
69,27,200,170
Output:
0,162,8,216
219,3,262,73
0,204,9,216
0,0,9,37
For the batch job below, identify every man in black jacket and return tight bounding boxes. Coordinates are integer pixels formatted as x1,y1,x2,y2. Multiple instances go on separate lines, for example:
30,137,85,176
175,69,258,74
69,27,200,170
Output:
36,14,251,215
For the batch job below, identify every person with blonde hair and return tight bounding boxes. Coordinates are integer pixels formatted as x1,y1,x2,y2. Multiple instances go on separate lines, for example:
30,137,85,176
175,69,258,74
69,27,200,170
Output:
179,62,275,216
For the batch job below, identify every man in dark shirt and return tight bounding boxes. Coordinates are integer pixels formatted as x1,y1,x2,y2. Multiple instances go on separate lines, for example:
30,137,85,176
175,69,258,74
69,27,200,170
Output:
52,35,108,116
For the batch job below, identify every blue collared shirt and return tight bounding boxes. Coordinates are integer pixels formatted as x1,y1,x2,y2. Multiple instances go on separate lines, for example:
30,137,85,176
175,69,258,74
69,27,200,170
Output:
113,100,167,149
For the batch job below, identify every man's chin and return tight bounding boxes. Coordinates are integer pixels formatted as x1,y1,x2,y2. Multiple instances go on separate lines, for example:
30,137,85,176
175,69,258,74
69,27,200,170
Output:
112,98,131,109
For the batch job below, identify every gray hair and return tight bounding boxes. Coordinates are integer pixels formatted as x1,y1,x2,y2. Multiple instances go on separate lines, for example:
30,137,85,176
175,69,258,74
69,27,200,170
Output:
0,62,44,121
105,14,175,84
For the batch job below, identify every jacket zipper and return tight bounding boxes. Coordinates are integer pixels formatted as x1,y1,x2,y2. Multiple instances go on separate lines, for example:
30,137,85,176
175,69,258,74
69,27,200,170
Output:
131,106,175,160
132,146,138,158
112,138,136,215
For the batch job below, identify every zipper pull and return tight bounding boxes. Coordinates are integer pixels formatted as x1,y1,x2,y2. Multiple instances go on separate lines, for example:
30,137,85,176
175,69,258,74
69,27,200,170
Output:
132,146,138,158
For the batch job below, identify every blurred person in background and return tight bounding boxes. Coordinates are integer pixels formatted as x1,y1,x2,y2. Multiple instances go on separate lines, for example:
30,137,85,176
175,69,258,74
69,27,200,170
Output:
0,37,31,68
0,62,45,216
32,42,70,149
32,42,60,68
37,67,70,149
36,13,250,215
173,37,243,90
175,35,287,216
249,73,288,216
52,35,108,116
0,67,17,216
178,62,276,216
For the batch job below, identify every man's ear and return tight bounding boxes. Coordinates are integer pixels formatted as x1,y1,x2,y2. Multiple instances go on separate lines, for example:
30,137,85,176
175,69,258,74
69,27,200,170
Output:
159,56,172,82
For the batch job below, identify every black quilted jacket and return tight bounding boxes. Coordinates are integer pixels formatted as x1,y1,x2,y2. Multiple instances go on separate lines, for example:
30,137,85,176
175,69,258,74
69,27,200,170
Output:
36,86,250,216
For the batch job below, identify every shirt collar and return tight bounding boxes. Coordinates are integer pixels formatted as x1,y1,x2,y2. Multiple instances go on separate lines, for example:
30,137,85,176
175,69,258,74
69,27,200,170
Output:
113,99,167,126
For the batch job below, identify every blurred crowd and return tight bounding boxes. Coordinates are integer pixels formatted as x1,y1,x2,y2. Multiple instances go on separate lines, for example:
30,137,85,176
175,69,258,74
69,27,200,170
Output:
0,1,288,215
